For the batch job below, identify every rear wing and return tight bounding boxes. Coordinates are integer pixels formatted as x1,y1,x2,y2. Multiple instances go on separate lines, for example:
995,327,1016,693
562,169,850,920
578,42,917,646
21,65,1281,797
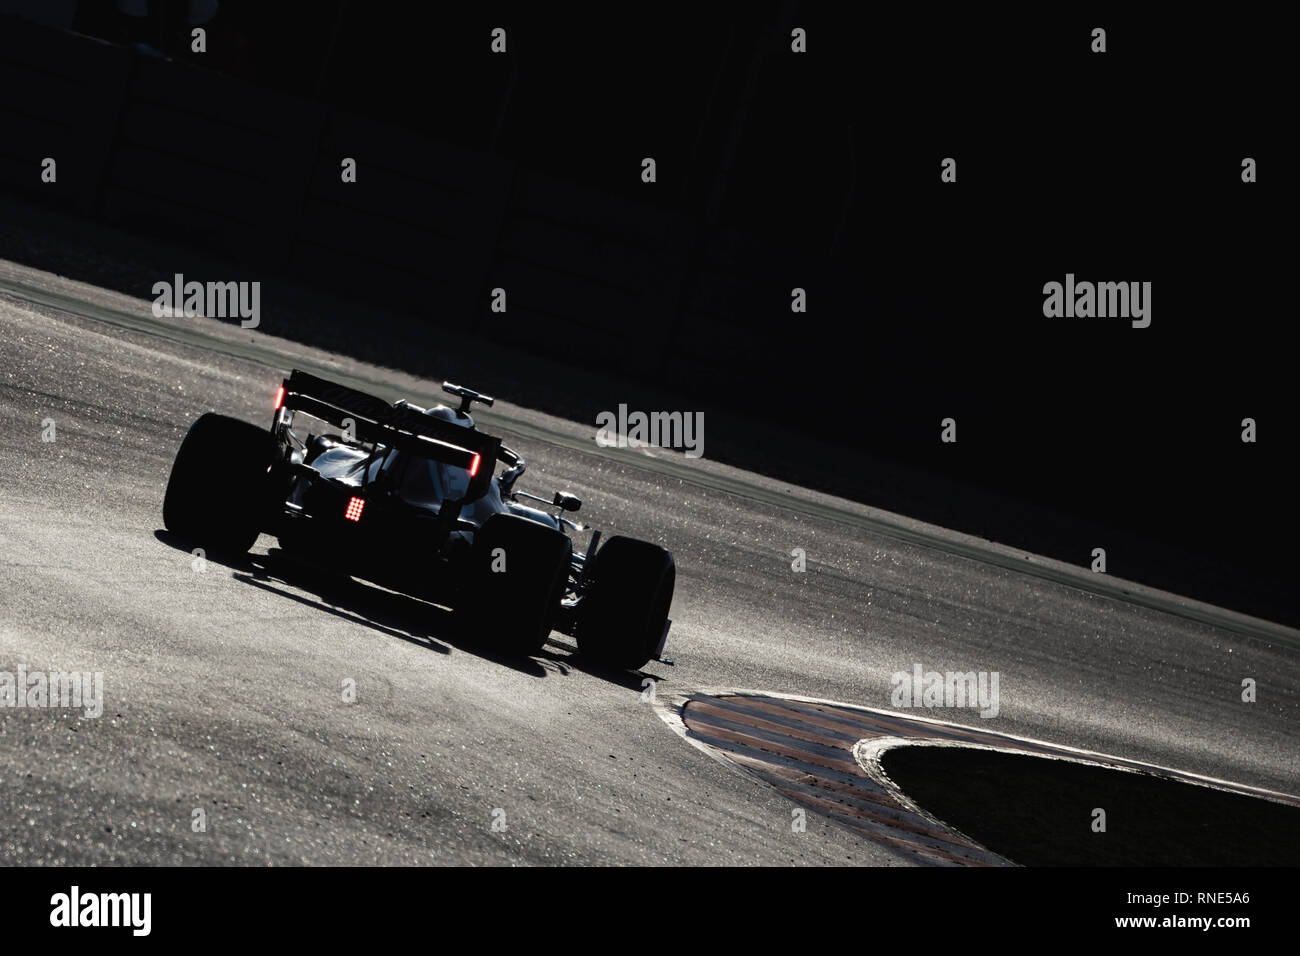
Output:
276,369,500,502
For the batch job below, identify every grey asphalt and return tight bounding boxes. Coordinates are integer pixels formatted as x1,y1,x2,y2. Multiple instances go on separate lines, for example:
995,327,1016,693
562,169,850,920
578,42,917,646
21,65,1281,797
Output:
1,261,1296,865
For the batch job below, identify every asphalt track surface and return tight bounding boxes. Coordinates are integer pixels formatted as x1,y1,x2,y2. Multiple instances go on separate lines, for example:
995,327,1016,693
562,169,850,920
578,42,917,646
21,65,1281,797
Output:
1,260,1296,865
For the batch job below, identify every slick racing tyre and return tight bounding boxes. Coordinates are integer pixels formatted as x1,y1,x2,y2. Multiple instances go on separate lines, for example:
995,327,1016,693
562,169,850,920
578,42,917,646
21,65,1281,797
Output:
576,536,675,671
458,514,573,657
163,413,274,555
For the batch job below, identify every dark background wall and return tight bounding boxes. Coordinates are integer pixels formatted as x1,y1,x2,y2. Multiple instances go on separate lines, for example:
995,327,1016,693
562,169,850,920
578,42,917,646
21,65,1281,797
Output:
0,3,1292,625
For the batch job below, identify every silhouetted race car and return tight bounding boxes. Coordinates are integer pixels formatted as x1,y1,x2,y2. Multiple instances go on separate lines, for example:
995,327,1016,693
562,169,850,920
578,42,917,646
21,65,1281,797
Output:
162,370,675,670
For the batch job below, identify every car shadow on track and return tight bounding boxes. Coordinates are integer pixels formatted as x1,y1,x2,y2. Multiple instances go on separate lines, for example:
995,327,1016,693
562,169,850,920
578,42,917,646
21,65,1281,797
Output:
536,642,669,692
154,530,667,689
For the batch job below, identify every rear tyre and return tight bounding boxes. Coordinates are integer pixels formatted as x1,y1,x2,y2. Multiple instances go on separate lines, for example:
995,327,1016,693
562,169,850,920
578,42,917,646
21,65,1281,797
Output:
457,514,572,657
576,537,675,670
162,413,274,555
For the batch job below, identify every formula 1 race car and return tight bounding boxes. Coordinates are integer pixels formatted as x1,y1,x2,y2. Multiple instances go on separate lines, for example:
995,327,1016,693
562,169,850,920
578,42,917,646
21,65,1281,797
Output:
162,370,675,670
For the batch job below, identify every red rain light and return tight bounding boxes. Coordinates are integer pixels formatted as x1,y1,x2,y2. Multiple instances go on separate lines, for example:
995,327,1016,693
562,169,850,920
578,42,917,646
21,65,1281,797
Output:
344,496,364,522
273,385,285,410
467,454,480,478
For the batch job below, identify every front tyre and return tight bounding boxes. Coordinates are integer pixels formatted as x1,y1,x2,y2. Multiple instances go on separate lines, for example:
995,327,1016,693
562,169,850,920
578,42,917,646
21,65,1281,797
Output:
576,537,675,671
